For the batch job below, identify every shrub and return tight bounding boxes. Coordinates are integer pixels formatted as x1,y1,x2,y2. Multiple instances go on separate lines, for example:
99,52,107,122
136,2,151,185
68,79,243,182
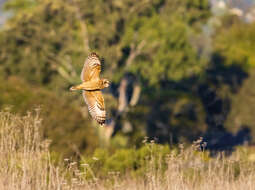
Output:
82,143,171,178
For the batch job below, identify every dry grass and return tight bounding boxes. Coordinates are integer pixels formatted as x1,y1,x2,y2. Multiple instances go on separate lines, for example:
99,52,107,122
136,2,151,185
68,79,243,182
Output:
0,109,66,189
0,109,255,190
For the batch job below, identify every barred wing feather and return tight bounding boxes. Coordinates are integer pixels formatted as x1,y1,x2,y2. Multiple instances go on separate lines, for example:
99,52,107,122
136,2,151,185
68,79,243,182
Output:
82,90,106,125
81,52,101,82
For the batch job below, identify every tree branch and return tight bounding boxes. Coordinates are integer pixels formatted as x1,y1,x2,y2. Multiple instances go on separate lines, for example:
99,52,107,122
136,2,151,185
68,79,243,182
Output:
130,82,141,106
118,77,128,113
126,40,146,67
72,0,90,53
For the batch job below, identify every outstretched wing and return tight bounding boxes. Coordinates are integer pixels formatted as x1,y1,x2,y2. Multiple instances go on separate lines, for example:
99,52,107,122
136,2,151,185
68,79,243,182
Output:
81,52,101,82
82,90,106,125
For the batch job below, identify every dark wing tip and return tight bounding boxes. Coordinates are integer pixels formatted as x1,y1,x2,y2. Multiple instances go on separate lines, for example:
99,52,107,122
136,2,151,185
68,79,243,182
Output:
98,120,106,126
95,116,106,126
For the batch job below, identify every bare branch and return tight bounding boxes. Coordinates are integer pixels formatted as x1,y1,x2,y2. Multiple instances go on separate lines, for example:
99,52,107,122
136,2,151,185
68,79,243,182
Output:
130,83,141,106
126,40,146,67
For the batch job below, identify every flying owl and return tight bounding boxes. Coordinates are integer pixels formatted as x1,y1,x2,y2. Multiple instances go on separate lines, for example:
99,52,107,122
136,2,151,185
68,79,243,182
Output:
70,52,110,125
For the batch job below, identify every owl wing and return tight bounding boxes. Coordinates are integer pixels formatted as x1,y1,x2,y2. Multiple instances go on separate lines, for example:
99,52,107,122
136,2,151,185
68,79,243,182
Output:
82,90,106,125
81,52,101,82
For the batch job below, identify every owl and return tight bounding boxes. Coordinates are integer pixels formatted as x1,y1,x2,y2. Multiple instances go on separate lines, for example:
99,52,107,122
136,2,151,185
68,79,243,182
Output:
70,53,110,125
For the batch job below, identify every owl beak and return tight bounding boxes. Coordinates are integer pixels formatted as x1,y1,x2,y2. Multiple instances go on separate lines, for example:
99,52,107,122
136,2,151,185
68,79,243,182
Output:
106,81,110,87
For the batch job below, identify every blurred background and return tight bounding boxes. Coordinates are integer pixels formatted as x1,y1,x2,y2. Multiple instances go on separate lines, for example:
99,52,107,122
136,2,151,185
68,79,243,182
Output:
0,0,255,157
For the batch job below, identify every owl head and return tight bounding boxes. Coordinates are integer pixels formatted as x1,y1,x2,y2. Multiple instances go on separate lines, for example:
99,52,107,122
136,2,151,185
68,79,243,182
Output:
102,79,110,88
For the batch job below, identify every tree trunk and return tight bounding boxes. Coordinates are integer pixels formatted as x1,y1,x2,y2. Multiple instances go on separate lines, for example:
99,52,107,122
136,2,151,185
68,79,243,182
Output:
118,77,128,113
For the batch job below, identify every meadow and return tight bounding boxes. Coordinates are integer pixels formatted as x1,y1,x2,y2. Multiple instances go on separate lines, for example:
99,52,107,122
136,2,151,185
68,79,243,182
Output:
1,1,255,189
1,109,255,190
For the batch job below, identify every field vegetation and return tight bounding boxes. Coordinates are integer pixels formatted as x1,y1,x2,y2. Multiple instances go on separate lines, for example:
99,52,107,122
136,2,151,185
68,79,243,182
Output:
1,110,255,189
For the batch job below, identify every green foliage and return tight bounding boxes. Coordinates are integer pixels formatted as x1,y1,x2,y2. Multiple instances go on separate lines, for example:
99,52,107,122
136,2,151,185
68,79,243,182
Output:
82,0,211,84
122,0,210,84
82,143,171,178
214,17,255,69
212,16,255,143
225,70,255,143
104,149,136,173
4,0,37,12
0,0,85,88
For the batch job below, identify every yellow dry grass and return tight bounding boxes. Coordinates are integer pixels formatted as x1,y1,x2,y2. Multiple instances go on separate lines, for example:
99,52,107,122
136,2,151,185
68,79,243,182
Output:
0,109,255,190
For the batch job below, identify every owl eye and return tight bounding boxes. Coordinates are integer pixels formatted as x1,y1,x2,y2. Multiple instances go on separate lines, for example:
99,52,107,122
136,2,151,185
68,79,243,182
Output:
93,61,100,66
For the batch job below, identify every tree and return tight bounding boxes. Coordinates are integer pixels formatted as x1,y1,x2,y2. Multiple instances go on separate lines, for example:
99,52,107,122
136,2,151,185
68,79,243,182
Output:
212,15,255,143
73,0,211,143
0,0,212,148
0,0,86,89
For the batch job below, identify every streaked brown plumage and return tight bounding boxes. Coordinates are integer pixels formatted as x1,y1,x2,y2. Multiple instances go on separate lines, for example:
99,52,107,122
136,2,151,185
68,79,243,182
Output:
70,52,110,125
